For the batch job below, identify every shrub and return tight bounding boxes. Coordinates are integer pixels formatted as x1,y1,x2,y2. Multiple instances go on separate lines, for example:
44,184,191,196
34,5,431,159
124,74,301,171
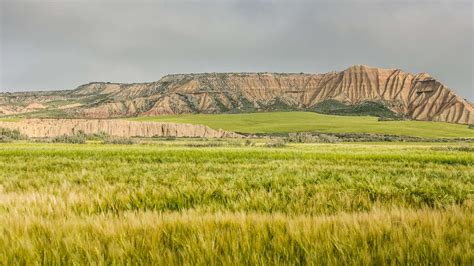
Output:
87,131,110,141
52,130,86,144
185,142,222,147
286,133,340,143
431,146,474,152
265,138,286,148
224,140,243,147
286,133,316,143
317,134,340,143
0,135,11,143
244,139,255,146
102,137,135,145
159,136,177,141
0,127,27,140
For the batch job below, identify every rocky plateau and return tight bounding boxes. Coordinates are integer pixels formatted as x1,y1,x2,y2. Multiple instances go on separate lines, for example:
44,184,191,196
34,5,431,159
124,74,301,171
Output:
1,65,472,124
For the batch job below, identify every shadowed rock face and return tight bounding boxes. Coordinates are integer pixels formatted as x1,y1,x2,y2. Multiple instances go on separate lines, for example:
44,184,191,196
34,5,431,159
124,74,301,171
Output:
1,65,472,124
0,119,241,138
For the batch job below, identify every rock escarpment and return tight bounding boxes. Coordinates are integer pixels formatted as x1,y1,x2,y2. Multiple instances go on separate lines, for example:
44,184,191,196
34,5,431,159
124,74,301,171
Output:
0,119,241,138
1,65,472,124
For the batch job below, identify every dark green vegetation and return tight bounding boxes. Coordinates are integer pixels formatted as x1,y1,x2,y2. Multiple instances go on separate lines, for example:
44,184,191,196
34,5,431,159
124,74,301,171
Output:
51,131,88,144
39,131,134,145
129,112,474,138
0,128,27,142
0,89,108,119
312,99,401,118
0,141,472,264
20,108,74,119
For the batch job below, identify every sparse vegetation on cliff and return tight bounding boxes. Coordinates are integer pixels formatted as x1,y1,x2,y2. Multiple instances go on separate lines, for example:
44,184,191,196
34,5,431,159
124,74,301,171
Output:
312,99,401,118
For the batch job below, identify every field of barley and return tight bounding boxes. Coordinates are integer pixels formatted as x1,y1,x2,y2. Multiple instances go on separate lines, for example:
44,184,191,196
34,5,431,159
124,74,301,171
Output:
0,140,472,264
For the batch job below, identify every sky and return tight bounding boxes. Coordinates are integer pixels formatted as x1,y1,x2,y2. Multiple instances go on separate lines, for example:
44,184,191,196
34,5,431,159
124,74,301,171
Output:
1,0,473,101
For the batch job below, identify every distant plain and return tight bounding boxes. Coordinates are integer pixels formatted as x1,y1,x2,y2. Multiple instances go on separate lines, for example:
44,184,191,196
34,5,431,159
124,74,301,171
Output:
129,112,474,138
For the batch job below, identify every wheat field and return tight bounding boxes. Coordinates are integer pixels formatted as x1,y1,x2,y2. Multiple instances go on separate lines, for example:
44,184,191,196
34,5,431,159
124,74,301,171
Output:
0,141,472,264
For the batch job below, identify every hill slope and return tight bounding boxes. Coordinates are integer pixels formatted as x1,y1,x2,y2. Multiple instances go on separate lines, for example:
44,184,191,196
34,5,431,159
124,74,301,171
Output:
1,65,473,124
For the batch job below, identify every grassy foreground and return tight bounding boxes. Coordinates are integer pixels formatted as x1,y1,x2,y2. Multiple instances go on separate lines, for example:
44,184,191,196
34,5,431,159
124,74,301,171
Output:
0,141,473,264
129,112,474,138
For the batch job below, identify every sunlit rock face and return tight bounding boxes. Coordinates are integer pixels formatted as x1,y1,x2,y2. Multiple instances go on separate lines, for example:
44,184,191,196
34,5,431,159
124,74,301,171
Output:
0,119,241,138
1,65,472,124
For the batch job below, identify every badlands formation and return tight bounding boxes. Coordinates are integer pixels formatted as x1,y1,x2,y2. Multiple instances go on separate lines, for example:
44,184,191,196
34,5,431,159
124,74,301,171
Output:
0,119,240,138
1,65,473,124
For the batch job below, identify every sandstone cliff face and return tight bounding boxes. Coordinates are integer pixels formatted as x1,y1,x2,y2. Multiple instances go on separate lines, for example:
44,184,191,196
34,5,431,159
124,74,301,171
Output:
0,119,241,138
1,65,472,124
70,65,473,124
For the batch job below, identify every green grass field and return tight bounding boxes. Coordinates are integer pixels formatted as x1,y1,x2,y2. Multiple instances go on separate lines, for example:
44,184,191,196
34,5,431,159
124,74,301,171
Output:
0,117,22,122
0,140,472,264
129,112,474,138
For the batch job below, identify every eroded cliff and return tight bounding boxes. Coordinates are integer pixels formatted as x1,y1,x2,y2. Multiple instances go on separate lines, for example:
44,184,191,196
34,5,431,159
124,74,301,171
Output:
1,65,472,124
0,119,241,138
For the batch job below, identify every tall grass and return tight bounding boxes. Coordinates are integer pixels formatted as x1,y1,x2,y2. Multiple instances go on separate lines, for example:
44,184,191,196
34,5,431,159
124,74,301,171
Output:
1,207,471,265
0,142,472,263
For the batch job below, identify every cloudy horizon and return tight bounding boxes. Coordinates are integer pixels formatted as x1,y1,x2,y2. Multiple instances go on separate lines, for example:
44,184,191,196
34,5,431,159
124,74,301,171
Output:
1,0,473,100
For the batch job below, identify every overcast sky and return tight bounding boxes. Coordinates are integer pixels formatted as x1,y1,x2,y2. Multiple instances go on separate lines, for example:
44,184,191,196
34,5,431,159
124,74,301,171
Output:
1,0,473,100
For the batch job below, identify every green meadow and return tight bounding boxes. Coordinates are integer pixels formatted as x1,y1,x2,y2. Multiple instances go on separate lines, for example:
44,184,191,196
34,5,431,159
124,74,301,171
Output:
0,117,22,122
0,141,472,264
129,112,474,138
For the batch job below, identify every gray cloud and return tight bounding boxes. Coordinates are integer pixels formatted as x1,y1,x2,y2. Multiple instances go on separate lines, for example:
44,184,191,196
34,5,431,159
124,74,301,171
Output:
1,0,472,100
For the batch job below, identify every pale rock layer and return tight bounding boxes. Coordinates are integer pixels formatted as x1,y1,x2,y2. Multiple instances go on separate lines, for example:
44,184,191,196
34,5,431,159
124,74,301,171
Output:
0,119,241,138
